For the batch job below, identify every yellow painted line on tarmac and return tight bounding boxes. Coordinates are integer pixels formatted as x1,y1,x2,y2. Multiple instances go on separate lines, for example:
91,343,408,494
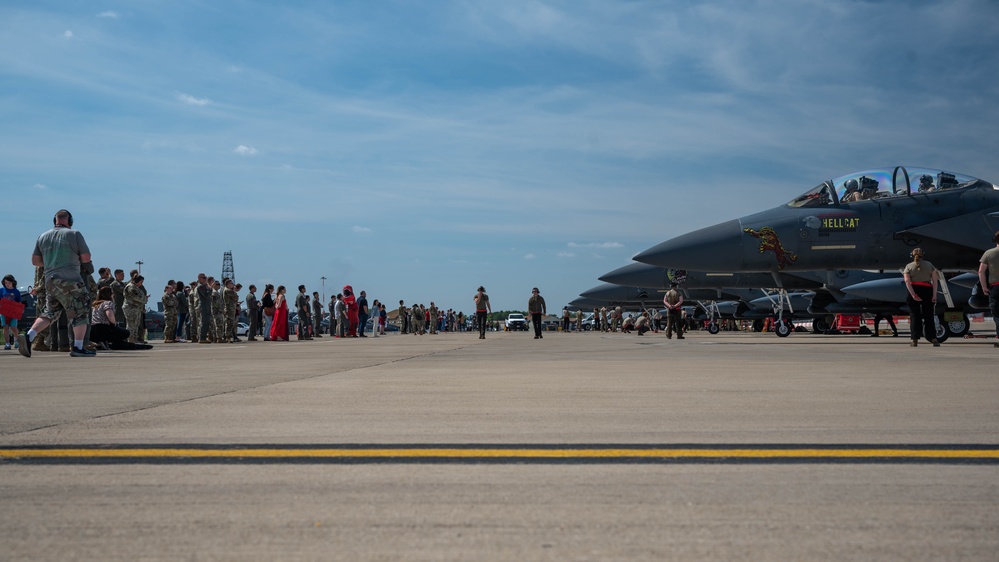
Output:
2,448,998,460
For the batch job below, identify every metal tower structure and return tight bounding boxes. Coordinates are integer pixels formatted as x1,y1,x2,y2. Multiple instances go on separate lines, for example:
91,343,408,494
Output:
222,251,234,283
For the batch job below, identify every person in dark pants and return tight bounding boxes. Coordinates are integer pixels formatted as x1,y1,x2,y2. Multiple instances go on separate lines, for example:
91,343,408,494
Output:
871,312,898,337
978,230,999,348
528,287,546,339
474,286,491,339
903,248,940,347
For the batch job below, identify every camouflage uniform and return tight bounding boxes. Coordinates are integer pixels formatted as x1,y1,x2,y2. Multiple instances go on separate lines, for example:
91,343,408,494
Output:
111,278,125,327
222,286,238,343
31,266,51,351
123,281,145,343
428,304,439,334
211,287,224,342
411,305,424,335
189,286,200,343
162,290,178,342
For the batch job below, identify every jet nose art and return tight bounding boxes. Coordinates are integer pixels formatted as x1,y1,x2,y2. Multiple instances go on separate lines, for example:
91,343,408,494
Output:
633,219,743,271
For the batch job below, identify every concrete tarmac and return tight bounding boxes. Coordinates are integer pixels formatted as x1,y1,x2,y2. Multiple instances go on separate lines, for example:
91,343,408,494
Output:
1,328,997,560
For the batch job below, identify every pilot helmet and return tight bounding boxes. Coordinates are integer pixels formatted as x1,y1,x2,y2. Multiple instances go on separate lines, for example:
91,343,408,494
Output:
919,175,934,189
843,179,859,191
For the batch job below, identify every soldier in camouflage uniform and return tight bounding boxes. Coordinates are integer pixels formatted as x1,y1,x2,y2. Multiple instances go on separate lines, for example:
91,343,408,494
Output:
211,279,225,343
30,266,51,351
188,281,200,343
411,304,424,335
111,269,126,328
221,278,238,344
428,302,439,334
162,283,179,343
123,275,146,344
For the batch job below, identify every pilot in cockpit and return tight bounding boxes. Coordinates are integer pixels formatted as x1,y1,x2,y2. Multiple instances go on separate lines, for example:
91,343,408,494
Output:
841,179,863,203
917,174,935,193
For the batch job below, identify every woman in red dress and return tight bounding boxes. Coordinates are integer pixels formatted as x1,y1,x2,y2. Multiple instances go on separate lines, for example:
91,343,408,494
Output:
269,285,290,341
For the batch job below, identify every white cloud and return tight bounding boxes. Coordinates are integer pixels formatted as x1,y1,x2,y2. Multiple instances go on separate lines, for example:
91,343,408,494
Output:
97,11,118,19
568,242,624,249
524,253,536,260
32,183,48,191
63,30,73,39
352,226,371,233
177,93,212,106
233,145,258,156
557,252,576,258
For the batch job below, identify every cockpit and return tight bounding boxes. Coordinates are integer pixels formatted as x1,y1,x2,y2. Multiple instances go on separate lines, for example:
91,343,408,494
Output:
786,167,992,208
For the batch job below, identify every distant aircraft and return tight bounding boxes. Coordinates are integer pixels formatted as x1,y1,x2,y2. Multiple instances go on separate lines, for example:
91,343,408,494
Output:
633,167,999,274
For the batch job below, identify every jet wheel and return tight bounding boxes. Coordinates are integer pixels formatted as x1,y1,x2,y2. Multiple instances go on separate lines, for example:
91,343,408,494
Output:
707,322,720,335
932,316,949,344
775,320,792,338
942,313,970,338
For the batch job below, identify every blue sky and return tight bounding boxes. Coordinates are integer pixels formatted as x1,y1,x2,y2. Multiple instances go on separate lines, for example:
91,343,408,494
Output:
2,0,998,313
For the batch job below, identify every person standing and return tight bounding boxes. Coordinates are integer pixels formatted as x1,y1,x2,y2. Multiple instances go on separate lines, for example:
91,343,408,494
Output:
162,283,179,343
561,307,570,333
371,299,380,338
123,275,146,344
261,284,275,341
357,290,369,337
903,248,940,347
222,278,238,343
335,294,348,338
110,269,126,328
246,285,260,341
312,291,324,338
294,285,309,340
174,280,189,342
575,309,583,333
474,286,491,339
210,279,225,343
428,301,439,335
977,230,999,348
187,281,199,343
663,283,685,339
196,273,213,343
18,209,96,357
398,300,409,334
528,287,546,339
270,285,290,341
378,302,387,335
1,274,22,350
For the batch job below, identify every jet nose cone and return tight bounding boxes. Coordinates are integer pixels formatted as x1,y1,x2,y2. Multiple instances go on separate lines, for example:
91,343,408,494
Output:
633,219,743,271
598,262,660,286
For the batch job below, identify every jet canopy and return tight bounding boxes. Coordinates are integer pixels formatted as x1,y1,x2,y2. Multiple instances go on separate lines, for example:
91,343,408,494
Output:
786,167,991,208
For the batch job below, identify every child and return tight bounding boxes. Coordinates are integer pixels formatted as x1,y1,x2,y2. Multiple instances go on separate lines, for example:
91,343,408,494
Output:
0,274,23,350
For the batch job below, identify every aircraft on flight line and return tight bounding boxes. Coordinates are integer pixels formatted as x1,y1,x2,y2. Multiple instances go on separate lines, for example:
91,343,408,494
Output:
630,166,999,335
633,166,998,274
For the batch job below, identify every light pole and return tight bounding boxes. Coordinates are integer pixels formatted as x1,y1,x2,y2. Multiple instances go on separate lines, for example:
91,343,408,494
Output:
135,260,144,274
321,276,327,303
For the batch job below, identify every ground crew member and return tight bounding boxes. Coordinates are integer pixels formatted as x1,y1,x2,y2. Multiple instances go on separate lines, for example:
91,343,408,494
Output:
528,287,546,339
663,283,685,339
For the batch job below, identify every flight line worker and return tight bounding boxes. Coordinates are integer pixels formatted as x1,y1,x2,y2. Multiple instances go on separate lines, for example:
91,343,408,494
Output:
663,283,685,339
528,287,546,339
18,209,96,358
978,230,999,348
474,286,491,339
902,248,940,347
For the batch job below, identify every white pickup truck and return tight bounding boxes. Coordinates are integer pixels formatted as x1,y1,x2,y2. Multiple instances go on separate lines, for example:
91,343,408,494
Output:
505,313,528,331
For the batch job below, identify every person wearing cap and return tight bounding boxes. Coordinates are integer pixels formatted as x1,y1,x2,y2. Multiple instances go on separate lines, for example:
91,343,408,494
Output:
527,287,547,339
903,247,940,347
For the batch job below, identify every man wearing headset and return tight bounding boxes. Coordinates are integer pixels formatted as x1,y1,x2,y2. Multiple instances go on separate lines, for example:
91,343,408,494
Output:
18,209,96,357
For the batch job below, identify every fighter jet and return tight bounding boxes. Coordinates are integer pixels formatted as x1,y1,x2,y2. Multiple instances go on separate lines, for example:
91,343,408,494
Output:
633,167,999,274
